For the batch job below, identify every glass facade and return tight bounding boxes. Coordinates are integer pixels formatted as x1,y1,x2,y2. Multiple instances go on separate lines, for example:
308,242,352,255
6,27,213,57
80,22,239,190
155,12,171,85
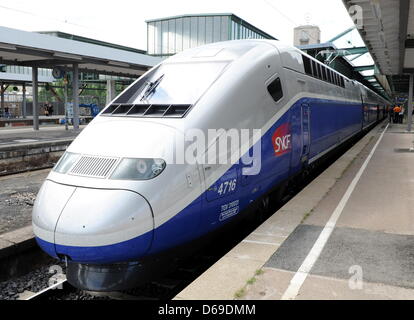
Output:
147,14,275,56
4,65,51,77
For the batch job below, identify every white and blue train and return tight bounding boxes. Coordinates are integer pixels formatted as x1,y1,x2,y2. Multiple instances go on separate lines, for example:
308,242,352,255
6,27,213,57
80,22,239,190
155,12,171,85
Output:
32,40,389,291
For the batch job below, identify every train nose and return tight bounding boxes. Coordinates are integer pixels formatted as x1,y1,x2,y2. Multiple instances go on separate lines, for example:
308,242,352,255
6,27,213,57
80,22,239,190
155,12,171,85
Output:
32,180,154,263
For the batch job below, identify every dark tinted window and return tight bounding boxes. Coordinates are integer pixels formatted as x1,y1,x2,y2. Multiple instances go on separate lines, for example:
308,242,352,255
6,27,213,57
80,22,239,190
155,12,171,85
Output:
303,56,312,75
304,58,345,88
267,77,283,102
327,70,332,83
322,67,327,81
317,64,322,80
311,60,318,78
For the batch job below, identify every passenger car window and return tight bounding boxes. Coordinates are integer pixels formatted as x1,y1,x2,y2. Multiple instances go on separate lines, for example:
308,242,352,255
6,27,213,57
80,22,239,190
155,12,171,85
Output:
311,60,318,78
302,55,312,75
267,77,283,102
322,67,327,81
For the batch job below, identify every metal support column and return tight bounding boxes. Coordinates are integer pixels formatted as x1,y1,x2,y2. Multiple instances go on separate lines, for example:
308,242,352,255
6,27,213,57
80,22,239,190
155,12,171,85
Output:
106,79,116,105
0,82,4,115
22,83,26,119
32,67,39,130
72,63,80,130
64,79,68,131
407,74,413,132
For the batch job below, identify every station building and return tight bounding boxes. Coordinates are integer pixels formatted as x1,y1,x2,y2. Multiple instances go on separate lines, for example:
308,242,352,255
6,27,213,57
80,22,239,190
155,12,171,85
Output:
146,13,276,57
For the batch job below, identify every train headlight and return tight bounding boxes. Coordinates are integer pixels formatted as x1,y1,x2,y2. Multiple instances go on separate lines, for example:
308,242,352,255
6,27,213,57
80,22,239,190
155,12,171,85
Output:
53,152,80,174
110,158,166,180
136,159,148,174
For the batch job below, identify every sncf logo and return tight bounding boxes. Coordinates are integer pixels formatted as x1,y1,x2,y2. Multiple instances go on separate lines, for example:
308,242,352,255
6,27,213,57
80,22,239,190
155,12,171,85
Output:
272,123,291,156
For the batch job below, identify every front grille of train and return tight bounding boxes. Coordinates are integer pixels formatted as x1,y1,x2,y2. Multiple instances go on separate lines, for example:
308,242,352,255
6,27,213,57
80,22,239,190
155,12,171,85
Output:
101,103,192,118
69,156,119,178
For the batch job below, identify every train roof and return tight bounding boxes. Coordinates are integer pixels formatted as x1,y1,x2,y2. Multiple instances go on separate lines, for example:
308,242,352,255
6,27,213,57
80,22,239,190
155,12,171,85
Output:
164,39,391,104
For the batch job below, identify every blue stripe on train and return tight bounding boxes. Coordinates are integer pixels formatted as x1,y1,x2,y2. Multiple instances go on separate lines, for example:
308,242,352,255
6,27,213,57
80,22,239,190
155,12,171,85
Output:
36,97,367,264
36,231,153,263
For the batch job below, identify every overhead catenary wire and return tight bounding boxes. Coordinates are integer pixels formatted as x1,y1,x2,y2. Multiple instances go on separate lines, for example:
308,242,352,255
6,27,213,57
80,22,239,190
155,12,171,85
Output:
261,0,320,43
0,4,88,29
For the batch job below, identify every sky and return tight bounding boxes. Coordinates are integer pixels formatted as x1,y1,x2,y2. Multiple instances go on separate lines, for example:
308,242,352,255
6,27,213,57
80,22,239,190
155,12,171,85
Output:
0,0,373,68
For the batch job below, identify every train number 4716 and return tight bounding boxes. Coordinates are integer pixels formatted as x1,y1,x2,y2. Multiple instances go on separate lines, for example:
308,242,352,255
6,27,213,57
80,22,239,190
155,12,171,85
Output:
217,179,237,196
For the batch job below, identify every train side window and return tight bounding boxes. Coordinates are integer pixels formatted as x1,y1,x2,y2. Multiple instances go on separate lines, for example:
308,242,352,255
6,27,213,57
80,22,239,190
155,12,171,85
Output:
302,56,312,75
311,60,318,78
267,77,283,102
322,67,327,81
340,77,345,87
317,64,322,80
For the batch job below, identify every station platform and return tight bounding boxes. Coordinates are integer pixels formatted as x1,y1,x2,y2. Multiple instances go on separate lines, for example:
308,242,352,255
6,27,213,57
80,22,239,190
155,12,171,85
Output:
0,124,84,146
0,125,84,175
0,124,83,147
176,121,414,300
0,115,93,128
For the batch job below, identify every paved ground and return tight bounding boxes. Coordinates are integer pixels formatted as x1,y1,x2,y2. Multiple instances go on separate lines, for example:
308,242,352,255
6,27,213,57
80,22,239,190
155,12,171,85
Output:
0,169,50,234
176,122,414,300
245,123,414,299
0,125,84,146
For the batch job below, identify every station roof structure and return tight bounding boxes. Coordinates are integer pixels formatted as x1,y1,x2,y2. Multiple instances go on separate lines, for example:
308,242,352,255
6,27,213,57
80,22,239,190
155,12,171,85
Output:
298,41,391,99
0,26,161,78
342,0,413,95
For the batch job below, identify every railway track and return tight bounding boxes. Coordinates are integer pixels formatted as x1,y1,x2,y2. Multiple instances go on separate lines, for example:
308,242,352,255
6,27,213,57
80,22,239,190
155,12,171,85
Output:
19,242,234,300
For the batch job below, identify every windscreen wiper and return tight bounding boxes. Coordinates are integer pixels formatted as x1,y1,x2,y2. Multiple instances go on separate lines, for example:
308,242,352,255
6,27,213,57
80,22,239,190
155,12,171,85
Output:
140,74,164,101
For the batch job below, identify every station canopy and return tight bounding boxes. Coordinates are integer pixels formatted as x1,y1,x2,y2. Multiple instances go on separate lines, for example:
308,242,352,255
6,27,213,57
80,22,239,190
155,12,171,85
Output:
342,0,414,94
0,26,161,78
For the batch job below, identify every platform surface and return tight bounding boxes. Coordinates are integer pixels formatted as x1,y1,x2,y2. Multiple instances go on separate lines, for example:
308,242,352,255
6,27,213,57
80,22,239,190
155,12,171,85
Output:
176,122,414,300
0,125,84,148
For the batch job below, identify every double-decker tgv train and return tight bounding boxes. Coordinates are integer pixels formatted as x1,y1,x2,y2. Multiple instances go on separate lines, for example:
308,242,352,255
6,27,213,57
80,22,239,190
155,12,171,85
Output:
32,40,390,291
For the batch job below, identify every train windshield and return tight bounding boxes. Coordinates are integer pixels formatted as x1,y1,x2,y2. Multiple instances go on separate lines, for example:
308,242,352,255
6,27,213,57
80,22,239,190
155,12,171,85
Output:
114,61,228,105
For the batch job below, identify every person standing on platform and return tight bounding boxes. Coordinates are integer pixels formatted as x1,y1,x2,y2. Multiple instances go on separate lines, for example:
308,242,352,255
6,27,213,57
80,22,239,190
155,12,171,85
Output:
393,105,401,124
44,102,49,116
4,106,10,118
388,106,394,123
399,106,405,124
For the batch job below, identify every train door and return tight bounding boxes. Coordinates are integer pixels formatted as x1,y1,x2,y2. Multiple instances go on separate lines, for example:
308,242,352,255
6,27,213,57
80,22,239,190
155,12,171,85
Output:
360,94,366,129
201,139,241,229
289,102,311,174
301,103,311,163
